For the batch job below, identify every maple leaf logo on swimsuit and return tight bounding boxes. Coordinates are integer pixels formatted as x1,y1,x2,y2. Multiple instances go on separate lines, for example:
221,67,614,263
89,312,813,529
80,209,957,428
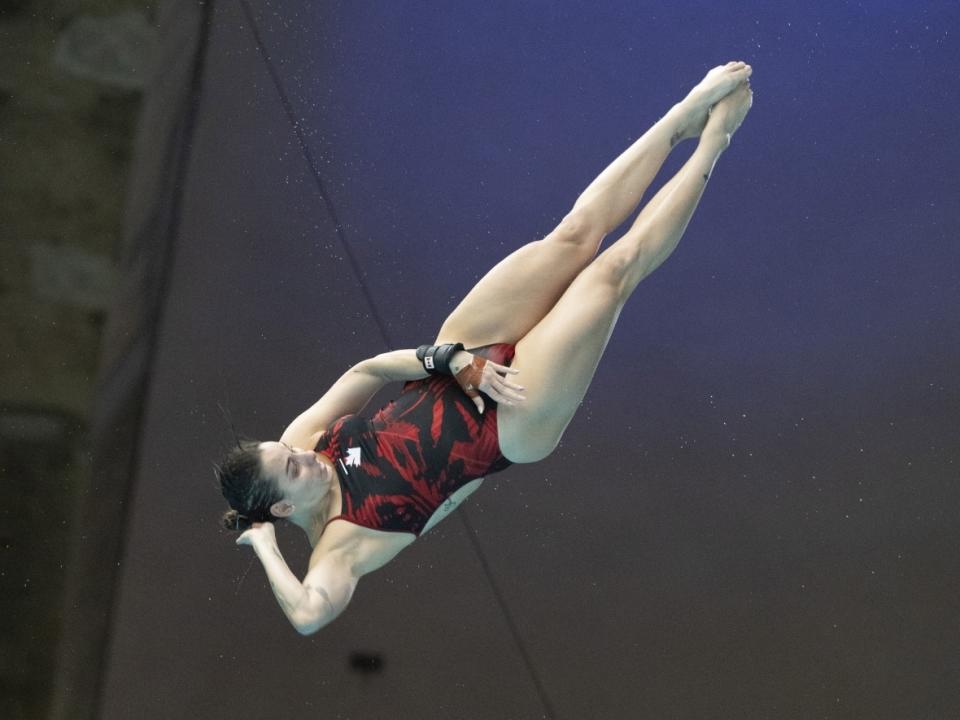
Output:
344,447,362,467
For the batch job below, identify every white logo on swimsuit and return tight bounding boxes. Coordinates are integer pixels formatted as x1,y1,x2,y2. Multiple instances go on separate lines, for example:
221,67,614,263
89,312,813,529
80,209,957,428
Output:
344,447,362,467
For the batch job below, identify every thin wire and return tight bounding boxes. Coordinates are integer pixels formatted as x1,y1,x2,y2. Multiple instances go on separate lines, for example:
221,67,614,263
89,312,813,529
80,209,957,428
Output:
237,0,393,347
237,2,555,717
460,510,558,720
234,555,258,595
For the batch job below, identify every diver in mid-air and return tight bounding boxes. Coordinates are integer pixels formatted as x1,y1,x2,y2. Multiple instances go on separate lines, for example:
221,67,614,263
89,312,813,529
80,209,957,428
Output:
217,62,753,634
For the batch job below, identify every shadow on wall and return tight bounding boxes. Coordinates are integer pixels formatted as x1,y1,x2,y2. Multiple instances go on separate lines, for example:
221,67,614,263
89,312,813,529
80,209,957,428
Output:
0,2,155,719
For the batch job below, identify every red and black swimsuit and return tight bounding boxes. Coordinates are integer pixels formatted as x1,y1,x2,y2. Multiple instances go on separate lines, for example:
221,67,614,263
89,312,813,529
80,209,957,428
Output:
314,343,515,536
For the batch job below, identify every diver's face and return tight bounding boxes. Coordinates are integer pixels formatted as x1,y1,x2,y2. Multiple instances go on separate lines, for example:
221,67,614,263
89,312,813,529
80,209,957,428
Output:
258,441,332,508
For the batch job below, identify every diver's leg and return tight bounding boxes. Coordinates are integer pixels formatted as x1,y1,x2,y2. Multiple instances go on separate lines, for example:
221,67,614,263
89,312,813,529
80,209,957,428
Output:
433,213,604,348
498,83,753,463
435,62,751,349
571,61,751,235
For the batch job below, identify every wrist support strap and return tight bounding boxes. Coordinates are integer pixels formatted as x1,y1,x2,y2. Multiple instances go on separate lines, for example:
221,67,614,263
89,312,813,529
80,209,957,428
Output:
416,343,465,375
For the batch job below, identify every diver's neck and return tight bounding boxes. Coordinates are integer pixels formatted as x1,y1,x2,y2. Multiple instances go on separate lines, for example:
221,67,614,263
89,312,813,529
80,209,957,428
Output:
292,481,339,547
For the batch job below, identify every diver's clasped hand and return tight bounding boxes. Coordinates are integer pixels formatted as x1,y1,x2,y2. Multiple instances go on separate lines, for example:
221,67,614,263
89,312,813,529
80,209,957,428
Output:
452,351,525,415
416,342,525,414
236,520,276,548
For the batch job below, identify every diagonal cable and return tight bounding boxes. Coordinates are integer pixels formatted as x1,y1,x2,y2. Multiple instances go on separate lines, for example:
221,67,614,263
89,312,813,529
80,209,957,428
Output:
238,0,393,347
237,2,555,717
459,510,558,719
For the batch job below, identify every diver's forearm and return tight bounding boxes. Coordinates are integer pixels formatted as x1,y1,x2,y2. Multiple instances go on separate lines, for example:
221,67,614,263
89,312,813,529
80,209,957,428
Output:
364,347,475,383
253,535,309,627
364,349,429,382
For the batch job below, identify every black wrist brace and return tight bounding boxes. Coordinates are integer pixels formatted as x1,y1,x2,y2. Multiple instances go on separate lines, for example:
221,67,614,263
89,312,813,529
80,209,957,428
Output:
416,343,465,375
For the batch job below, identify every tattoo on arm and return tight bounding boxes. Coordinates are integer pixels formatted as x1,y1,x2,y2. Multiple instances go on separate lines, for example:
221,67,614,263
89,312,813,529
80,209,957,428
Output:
305,582,334,611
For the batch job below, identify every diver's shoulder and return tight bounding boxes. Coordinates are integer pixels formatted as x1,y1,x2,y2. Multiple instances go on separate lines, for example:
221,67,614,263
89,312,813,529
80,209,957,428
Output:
312,520,414,576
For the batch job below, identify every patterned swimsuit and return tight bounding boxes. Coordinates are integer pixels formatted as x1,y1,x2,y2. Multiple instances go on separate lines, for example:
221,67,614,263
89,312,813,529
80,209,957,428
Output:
315,344,515,536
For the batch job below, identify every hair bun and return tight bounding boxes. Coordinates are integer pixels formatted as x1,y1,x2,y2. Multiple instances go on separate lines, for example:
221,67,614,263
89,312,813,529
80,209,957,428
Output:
221,508,248,532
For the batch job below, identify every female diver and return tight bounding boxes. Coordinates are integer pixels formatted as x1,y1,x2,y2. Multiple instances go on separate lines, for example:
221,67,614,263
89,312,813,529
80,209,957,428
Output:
217,62,753,635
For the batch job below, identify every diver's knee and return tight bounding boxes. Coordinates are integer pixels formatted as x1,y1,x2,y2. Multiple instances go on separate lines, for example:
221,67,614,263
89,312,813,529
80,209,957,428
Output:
500,428,558,464
548,208,606,253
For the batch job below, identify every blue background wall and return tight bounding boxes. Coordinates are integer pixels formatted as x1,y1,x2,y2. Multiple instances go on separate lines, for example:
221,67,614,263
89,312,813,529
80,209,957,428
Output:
100,2,959,717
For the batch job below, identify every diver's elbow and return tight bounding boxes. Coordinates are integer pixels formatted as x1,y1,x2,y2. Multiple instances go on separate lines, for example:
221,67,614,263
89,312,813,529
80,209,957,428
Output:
290,611,316,635
291,609,326,636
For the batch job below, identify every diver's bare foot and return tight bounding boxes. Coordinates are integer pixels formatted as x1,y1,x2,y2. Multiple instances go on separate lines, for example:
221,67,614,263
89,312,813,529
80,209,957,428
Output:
702,80,753,149
670,61,752,145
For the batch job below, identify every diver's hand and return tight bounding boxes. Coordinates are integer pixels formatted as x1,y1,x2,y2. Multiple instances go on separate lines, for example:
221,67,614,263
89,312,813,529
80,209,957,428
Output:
451,351,525,415
236,521,276,549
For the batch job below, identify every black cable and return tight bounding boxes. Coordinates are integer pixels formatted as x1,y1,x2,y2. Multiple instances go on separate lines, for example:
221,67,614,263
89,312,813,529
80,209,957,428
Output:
459,511,558,720
237,0,393,347
237,2,555,717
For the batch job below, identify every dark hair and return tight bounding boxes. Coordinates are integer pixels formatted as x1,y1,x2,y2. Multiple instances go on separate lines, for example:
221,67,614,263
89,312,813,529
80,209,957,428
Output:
215,440,284,532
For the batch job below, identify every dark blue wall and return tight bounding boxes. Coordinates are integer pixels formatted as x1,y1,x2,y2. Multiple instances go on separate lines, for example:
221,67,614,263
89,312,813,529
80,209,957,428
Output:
99,2,960,718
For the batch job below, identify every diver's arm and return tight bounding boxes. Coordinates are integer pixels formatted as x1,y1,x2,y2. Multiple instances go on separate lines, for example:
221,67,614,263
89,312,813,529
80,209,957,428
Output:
280,349,476,444
281,361,390,443
369,349,524,415
362,349,429,382
237,523,356,635
364,348,476,382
